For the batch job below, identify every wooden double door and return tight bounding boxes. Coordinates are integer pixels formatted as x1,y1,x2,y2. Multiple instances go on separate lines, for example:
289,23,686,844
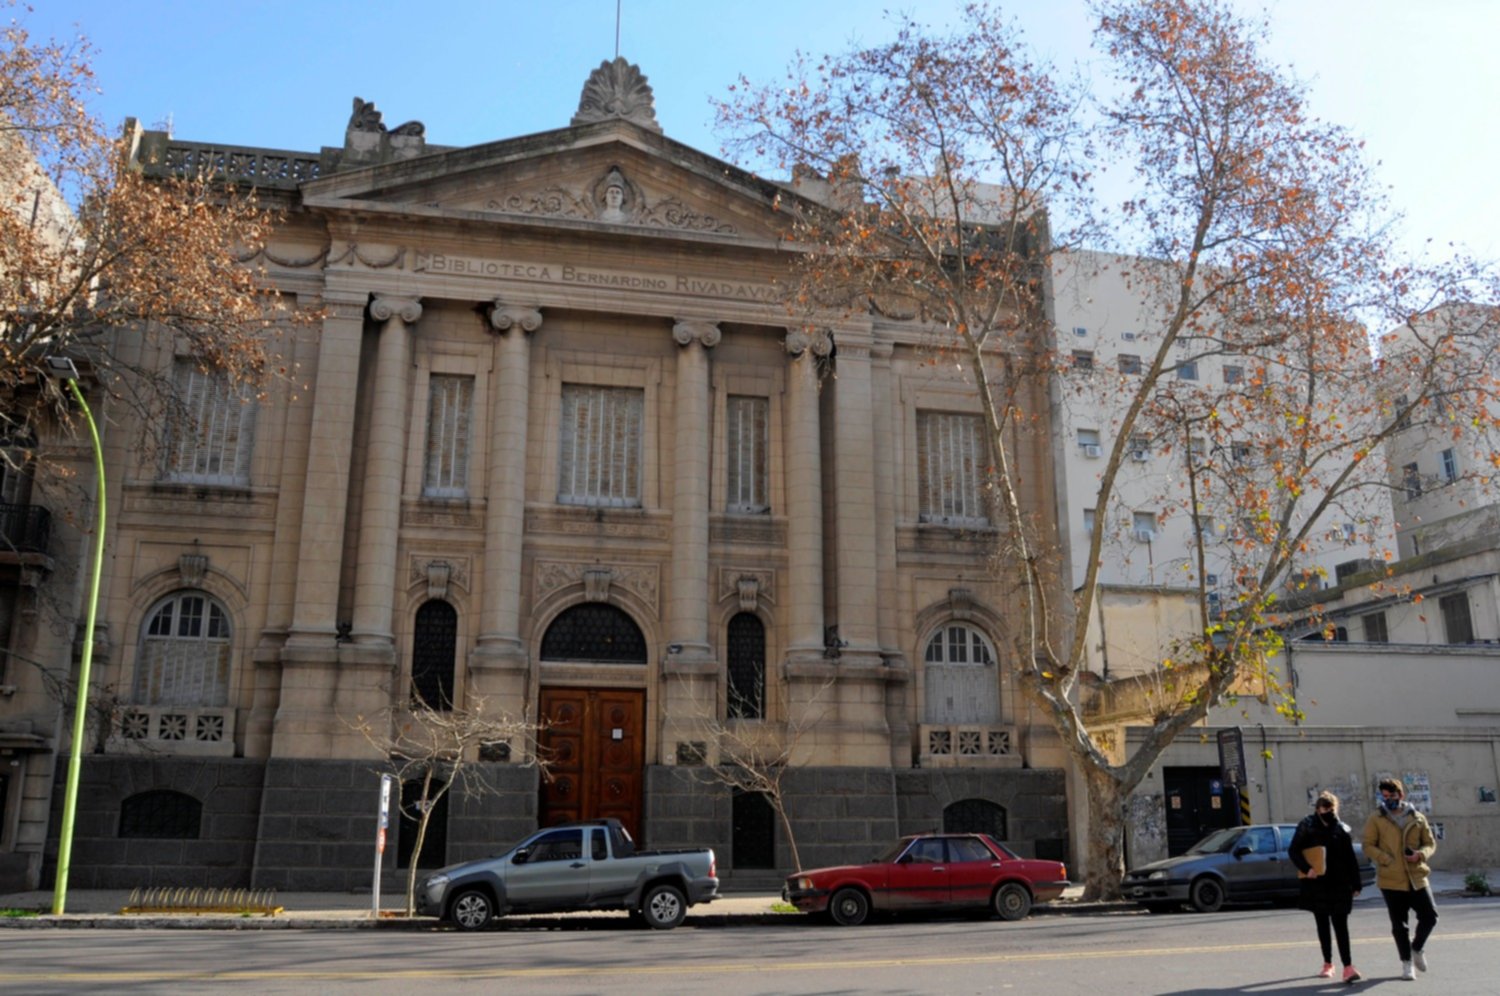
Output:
538,687,645,841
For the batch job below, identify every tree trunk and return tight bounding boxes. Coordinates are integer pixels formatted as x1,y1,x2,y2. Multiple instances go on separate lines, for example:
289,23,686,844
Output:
773,794,802,873
1081,764,1130,902
404,810,430,917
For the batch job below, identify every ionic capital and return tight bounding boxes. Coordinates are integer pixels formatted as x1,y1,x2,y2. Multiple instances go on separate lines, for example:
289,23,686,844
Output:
784,326,833,358
488,302,543,335
369,294,423,324
672,319,721,349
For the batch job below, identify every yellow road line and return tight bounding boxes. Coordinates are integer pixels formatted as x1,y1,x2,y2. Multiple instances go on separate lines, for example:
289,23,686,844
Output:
9,930,1499,983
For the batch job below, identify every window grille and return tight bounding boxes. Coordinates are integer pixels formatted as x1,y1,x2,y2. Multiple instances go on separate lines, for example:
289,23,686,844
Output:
558,385,643,507
162,360,256,485
726,612,765,719
916,411,988,526
411,600,457,710
423,375,473,498
134,592,231,707
726,395,769,513
539,603,647,663
942,798,1008,840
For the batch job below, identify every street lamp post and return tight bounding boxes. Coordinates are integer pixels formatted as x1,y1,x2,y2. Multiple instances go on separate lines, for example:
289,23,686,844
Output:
44,355,106,916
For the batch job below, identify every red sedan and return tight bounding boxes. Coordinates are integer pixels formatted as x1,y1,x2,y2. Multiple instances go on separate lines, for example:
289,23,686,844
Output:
784,833,1069,926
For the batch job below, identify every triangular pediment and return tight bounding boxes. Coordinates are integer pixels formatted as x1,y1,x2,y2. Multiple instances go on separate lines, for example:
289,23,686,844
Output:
300,120,799,244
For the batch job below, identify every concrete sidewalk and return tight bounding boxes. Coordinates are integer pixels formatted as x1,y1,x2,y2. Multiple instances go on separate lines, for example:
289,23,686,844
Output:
0,870,1489,930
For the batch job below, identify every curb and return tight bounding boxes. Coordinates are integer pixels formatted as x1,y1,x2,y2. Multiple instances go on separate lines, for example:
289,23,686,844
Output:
0,901,1141,930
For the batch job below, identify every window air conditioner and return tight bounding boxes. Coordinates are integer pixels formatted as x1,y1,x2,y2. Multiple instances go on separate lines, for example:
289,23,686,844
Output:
1082,444,1102,459
1132,528,1155,543
1121,331,1136,341
1130,449,1149,462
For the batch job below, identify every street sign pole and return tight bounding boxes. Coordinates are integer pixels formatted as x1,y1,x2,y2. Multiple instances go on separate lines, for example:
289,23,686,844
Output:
373,773,392,918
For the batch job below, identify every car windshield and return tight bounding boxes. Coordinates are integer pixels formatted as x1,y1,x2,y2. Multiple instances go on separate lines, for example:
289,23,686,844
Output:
875,839,917,863
1186,828,1242,855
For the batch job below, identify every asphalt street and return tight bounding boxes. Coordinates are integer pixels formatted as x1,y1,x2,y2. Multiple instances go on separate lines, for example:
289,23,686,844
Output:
2,894,1497,995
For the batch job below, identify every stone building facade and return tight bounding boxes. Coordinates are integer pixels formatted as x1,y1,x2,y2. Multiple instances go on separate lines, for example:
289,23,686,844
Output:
0,63,1069,891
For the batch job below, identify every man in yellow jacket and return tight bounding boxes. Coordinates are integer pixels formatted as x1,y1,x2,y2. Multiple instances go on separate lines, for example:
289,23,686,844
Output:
1362,777,1439,981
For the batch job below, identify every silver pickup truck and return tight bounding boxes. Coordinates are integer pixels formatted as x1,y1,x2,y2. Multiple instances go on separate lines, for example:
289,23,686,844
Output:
416,819,719,930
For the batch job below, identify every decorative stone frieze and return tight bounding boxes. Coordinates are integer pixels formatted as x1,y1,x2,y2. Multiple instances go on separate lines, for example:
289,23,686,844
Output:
406,555,470,593
571,58,662,132
719,568,775,607
487,302,543,335
534,560,660,611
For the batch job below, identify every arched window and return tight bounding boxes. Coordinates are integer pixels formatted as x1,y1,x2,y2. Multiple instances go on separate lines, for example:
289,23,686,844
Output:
134,592,232,706
119,789,202,839
922,623,999,724
411,600,458,710
726,612,765,719
943,798,1008,841
539,604,647,663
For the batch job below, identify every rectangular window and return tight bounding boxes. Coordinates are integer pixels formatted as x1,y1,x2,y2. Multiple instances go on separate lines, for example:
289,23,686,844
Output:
1132,510,1157,542
1071,350,1094,371
726,395,769,513
1128,435,1150,461
1118,354,1142,375
1077,428,1101,458
1072,326,1088,337
1362,612,1389,643
1193,514,1216,542
1440,448,1458,483
1440,593,1474,644
558,384,644,507
1231,441,1252,463
423,375,473,498
1223,364,1244,385
916,411,988,526
1083,508,1096,533
1176,361,1199,381
162,360,256,486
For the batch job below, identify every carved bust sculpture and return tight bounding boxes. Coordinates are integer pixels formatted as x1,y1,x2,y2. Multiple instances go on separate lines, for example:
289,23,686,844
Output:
596,167,634,222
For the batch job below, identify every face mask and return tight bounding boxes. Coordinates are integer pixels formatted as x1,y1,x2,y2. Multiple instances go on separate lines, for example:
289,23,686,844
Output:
1319,812,1336,825
1383,797,1402,812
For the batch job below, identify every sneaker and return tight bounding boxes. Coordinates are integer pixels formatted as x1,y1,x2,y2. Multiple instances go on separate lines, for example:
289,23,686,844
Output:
1343,966,1362,984
1319,963,1335,979
1412,949,1428,973
1401,961,1416,981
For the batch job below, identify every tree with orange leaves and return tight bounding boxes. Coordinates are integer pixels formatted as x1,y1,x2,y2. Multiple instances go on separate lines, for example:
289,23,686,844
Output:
721,0,1499,898
1,4,295,474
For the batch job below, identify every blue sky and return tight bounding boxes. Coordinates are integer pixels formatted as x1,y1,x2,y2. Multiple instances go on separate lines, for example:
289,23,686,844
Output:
21,1,1499,262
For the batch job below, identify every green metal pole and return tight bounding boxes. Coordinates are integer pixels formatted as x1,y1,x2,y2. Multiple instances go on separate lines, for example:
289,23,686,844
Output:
51,377,105,915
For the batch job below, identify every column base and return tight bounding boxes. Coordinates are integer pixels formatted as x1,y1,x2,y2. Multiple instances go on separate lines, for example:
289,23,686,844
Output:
662,642,717,675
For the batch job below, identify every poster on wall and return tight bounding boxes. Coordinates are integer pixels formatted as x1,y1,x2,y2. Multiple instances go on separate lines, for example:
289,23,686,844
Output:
1375,770,1433,815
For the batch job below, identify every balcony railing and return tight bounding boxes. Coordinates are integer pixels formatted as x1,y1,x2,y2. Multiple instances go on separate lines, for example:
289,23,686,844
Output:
919,723,1020,768
136,133,324,190
0,501,50,555
110,706,235,756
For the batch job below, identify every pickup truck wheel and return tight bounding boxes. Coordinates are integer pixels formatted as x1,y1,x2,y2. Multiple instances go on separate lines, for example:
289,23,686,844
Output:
641,884,687,929
449,889,494,931
1189,877,1226,913
992,882,1033,921
828,887,870,927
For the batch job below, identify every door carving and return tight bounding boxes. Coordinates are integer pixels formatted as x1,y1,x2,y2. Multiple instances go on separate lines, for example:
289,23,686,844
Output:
538,687,645,841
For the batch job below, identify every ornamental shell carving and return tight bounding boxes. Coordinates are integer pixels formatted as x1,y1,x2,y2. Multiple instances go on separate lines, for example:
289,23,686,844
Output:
572,58,662,133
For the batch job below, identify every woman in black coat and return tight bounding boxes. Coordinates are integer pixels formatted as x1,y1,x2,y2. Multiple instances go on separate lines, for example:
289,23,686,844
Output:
1289,791,1363,982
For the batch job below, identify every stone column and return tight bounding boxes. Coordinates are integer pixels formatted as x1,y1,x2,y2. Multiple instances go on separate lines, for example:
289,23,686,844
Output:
831,332,880,663
783,327,831,661
350,293,421,646
285,293,370,645
276,291,372,758
472,302,541,675
666,319,719,666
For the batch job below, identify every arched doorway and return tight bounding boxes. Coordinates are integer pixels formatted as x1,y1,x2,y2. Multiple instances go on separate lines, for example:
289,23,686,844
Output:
537,604,648,839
